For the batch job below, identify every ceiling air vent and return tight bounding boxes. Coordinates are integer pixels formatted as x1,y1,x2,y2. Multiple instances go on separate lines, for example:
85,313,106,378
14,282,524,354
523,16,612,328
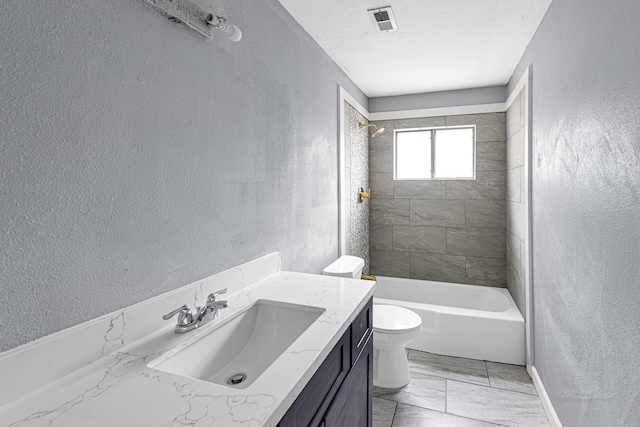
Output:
367,6,397,32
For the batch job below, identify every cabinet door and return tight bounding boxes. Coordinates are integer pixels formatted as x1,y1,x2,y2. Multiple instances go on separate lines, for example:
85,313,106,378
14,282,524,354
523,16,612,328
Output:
322,332,373,427
278,329,351,427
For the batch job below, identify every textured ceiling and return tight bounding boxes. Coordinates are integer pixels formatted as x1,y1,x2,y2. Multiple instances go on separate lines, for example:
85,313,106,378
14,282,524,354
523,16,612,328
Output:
277,0,552,97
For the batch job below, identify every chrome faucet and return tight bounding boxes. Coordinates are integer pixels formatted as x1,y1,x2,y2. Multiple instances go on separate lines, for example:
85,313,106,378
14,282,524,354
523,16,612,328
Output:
163,289,229,333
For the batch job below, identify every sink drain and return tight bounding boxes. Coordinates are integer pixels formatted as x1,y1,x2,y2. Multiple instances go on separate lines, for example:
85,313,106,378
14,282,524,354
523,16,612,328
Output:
227,373,247,385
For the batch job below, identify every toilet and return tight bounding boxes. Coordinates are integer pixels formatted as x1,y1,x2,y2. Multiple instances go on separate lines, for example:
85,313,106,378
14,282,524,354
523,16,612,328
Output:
323,256,422,389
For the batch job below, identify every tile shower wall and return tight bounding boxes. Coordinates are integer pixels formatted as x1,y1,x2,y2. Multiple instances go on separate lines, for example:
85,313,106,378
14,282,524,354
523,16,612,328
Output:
369,113,507,286
506,89,527,315
344,102,370,273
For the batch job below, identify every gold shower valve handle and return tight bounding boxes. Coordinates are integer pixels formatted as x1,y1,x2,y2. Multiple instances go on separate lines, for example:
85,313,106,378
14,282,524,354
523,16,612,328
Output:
357,187,371,203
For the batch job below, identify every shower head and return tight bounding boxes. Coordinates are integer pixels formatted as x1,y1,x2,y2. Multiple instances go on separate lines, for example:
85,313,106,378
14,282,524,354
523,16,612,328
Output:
358,122,385,138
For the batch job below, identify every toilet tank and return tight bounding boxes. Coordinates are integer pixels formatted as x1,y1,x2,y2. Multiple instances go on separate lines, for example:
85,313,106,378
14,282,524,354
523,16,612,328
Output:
322,256,365,278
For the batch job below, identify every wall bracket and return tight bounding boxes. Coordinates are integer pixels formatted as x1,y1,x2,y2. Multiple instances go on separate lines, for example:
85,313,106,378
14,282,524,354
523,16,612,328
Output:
145,0,214,39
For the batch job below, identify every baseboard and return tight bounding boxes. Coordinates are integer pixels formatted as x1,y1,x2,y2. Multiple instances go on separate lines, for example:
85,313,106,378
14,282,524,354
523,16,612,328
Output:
530,366,563,427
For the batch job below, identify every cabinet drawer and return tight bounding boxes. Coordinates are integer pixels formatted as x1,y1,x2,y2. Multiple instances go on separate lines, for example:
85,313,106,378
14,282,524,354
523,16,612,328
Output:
351,298,372,365
278,327,351,427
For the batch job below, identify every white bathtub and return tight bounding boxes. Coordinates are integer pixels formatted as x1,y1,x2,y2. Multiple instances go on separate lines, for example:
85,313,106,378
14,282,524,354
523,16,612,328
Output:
373,276,525,365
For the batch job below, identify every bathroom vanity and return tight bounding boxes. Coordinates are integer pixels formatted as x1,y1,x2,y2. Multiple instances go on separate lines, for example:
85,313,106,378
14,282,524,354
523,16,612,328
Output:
0,253,376,426
279,298,373,427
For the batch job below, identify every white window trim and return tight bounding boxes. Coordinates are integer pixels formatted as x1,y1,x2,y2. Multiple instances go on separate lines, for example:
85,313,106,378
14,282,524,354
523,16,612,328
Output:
393,125,477,181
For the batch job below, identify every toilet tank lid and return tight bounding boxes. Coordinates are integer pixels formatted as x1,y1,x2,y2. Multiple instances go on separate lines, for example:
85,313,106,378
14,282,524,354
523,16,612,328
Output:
323,256,365,276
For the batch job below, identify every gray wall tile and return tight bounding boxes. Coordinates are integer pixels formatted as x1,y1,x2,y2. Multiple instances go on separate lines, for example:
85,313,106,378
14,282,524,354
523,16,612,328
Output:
370,198,410,225
507,262,525,316
395,180,446,199
507,231,522,277
370,151,393,173
476,141,507,171
411,252,467,282
369,141,393,154
370,172,394,198
410,200,466,227
393,116,446,129
506,91,522,138
370,224,393,251
506,201,525,241
507,127,525,169
506,167,522,202
446,171,506,200
446,113,506,142
393,226,447,254
447,228,506,259
368,121,393,151
520,166,526,203
370,250,411,278
520,239,527,282
466,257,507,287
504,87,527,318
368,112,509,288
465,200,506,229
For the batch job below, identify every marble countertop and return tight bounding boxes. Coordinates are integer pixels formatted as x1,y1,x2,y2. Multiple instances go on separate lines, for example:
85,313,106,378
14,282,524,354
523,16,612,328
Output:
1,271,375,427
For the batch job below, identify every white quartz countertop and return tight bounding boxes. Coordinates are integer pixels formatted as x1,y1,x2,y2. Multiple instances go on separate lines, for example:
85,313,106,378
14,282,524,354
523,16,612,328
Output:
1,271,375,427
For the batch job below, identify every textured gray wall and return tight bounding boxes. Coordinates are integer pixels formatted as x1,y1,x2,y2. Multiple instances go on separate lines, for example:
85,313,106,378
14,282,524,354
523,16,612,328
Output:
505,88,527,316
368,113,508,287
343,103,370,273
369,85,507,113
0,0,366,352
508,0,640,424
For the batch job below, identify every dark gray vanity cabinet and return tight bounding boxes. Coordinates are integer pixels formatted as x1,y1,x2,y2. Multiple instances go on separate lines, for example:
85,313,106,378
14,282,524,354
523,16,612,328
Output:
278,298,373,427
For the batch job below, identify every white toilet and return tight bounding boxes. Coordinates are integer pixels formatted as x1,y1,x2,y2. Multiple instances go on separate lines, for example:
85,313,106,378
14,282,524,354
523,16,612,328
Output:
323,256,422,389
372,304,422,388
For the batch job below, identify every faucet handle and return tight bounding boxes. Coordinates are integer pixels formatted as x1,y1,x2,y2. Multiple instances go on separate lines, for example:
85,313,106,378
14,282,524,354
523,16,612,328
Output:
208,288,228,302
162,305,193,325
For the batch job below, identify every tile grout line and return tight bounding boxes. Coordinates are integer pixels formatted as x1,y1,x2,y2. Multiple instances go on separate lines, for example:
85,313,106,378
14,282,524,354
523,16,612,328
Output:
446,377,542,398
390,399,399,427
485,360,491,388
407,369,538,397
395,401,505,427
444,377,448,413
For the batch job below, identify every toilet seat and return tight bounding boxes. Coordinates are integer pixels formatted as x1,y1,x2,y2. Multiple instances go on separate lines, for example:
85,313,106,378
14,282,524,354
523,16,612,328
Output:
373,305,422,334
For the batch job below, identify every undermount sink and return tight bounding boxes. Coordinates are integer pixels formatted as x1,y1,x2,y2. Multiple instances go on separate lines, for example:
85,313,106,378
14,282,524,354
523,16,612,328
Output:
148,299,325,389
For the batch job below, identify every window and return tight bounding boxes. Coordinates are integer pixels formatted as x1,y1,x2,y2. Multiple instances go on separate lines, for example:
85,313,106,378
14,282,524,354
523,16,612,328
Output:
394,126,475,180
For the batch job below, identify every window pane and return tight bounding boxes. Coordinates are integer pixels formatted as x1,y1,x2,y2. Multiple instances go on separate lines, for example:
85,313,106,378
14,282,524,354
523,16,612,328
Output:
396,131,431,179
434,128,474,178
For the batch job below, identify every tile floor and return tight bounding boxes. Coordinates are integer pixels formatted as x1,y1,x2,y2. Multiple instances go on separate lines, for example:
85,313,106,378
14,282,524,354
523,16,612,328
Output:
373,350,550,427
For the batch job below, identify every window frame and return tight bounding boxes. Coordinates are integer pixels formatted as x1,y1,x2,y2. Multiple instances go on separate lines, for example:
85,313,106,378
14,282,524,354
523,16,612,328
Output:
393,125,477,181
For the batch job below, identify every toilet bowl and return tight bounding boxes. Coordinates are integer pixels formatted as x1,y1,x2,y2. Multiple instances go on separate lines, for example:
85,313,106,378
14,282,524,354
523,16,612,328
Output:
322,256,422,389
372,305,422,389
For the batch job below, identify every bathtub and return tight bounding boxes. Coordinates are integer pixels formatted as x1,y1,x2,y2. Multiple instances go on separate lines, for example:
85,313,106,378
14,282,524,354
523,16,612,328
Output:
373,276,525,365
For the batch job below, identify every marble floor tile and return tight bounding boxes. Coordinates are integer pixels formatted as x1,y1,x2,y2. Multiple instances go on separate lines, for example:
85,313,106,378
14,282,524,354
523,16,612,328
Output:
447,380,550,426
374,372,446,412
392,403,499,427
407,351,490,386
486,362,537,395
373,397,397,427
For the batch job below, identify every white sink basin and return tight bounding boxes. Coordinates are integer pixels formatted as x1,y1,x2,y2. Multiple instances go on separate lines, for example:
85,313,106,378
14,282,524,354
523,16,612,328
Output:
148,300,324,389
